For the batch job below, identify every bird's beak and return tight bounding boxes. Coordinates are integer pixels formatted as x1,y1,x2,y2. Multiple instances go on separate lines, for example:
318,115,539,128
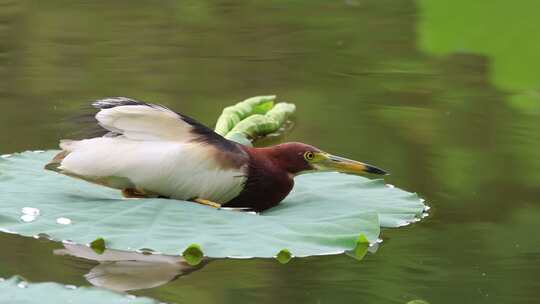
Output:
311,153,387,176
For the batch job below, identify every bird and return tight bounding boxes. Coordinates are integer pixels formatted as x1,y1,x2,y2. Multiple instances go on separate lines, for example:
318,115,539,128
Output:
45,97,387,212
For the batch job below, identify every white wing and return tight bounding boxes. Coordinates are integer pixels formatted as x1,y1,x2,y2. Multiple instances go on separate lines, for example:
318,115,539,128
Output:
93,97,194,142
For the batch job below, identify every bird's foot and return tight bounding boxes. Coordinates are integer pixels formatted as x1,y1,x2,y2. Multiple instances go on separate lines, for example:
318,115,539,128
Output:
122,188,147,199
192,199,255,213
193,198,222,209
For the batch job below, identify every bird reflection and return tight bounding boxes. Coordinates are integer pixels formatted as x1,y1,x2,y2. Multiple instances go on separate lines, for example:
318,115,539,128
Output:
54,243,207,291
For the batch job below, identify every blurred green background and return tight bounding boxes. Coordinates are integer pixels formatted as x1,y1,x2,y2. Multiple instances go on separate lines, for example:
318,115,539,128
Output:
0,0,539,303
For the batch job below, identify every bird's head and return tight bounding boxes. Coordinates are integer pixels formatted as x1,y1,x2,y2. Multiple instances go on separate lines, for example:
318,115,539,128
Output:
267,142,387,176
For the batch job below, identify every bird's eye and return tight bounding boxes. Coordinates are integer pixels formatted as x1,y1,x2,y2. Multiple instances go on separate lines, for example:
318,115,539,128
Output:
304,151,315,161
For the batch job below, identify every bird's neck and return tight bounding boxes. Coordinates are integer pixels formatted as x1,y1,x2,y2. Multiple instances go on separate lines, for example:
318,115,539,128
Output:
225,146,294,212
249,146,295,176
246,146,296,183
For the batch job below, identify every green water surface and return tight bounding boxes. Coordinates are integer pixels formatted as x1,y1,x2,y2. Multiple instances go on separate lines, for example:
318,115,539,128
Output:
0,1,539,303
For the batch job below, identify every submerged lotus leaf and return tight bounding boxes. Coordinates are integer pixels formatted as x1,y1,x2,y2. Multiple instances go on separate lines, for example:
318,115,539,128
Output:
0,276,155,304
0,151,426,258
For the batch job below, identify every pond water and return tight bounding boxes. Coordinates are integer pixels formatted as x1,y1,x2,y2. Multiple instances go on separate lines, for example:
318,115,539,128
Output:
1,1,539,303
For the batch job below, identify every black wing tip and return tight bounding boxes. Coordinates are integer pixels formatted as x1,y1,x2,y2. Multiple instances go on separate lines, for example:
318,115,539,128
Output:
64,97,152,139
91,97,151,109
90,96,242,153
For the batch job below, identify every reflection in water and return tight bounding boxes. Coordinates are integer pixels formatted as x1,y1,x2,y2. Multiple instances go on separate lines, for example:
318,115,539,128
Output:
54,244,207,292
53,242,377,292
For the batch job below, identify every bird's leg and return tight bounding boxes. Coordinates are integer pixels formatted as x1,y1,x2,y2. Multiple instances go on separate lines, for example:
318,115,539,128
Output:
193,198,222,209
122,188,148,198
192,199,254,212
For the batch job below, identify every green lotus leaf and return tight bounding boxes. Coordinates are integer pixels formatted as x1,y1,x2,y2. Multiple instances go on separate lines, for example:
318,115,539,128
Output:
223,102,296,143
276,249,293,264
264,102,296,126
214,95,295,146
182,244,204,266
0,276,155,304
222,132,253,146
90,237,106,255
214,95,276,136
0,151,427,258
347,234,370,261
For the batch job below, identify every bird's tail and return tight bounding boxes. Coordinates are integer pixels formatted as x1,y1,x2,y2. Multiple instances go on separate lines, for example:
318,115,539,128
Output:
44,139,76,172
44,150,69,172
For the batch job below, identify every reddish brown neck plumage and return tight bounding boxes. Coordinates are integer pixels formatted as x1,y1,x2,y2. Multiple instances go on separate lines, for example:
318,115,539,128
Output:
224,143,318,212
252,143,317,175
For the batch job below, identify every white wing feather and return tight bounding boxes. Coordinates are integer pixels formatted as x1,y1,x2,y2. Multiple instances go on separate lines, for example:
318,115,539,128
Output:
95,104,194,142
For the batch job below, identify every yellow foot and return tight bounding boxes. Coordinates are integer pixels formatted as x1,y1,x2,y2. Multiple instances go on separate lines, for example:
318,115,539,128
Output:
193,198,222,209
122,188,147,198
